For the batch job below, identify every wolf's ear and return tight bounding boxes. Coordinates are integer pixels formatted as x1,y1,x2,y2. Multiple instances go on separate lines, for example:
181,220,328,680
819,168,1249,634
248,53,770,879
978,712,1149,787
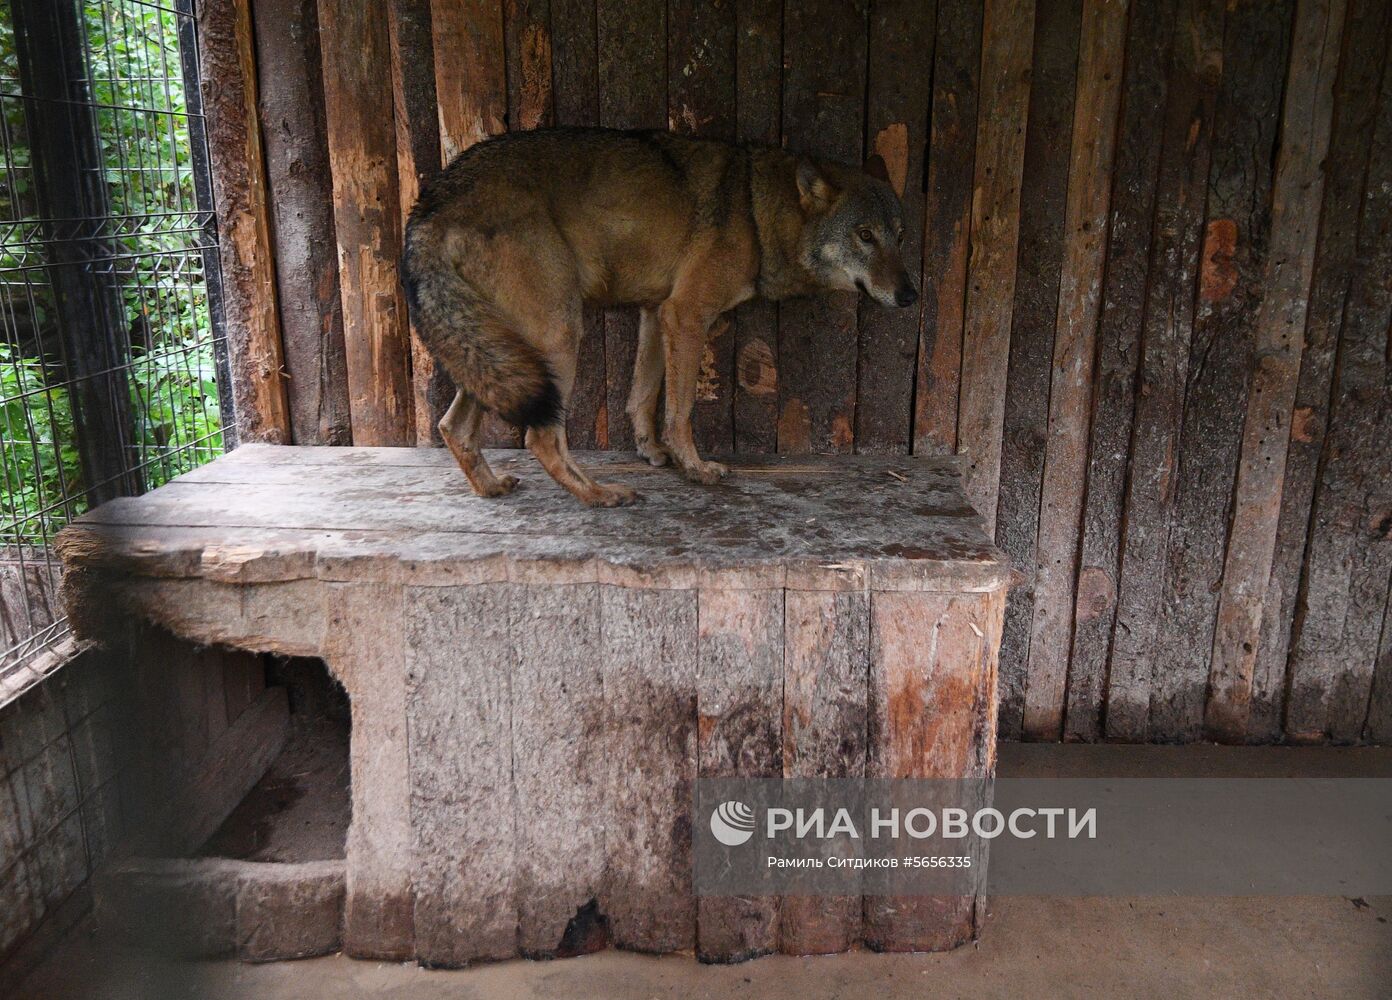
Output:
863,153,890,185
796,159,837,211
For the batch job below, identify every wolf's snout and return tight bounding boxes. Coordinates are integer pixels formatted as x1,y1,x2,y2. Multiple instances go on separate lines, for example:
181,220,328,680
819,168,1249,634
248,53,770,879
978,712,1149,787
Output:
895,282,919,308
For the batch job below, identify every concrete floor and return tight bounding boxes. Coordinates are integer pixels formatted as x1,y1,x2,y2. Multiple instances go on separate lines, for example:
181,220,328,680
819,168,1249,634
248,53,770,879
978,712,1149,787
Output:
17,745,1392,999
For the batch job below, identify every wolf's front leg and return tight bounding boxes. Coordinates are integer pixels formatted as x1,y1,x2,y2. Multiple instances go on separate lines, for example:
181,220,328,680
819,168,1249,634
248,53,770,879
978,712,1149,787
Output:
659,301,728,485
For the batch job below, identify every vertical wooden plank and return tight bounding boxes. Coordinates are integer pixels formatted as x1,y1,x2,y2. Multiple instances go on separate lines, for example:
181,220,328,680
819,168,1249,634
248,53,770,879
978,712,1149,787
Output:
511,584,605,956
912,0,983,456
1148,0,1295,742
1257,0,1389,741
1063,0,1175,741
670,0,738,454
1288,42,1392,743
597,0,666,452
854,0,936,454
779,590,868,956
864,588,1004,952
599,587,698,954
324,583,413,960
550,0,607,448
992,0,1082,738
696,588,782,963
251,0,351,446
732,0,783,453
1206,0,1347,742
504,0,554,130
318,0,414,446
389,0,454,447
1364,584,1392,740
777,0,867,454
1020,0,1129,741
430,0,516,447
405,584,517,965
197,0,291,444
956,0,1035,527
1103,0,1224,741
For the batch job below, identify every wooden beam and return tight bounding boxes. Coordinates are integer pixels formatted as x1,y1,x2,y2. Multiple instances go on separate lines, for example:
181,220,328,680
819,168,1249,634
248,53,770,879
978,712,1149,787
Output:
1260,0,1389,741
993,0,1083,738
1207,0,1346,742
252,0,351,446
1105,0,1225,742
318,0,414,446
389,0,452,447
777,0,867,454
1063,0,1175,741
912,0,984,456
956,0,1034,527
196,0,291,444
855,0,937,455
1020,0,1130,741
731,0,782,454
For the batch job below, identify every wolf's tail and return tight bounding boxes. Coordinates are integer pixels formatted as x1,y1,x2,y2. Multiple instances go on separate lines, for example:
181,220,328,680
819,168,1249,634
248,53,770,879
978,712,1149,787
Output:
401,230,562,430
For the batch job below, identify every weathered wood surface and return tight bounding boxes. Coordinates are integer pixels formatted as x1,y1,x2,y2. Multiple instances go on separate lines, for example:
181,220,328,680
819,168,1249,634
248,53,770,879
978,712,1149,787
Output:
1207,0,1346,741
1020,0,1127,741
993,0,1081,738
776,0,866,455
59,447,1008,964
58,447,1006,593
1063,0,1175,742
913,0,983,456
956,0,1035,528
317,0,413,446
252,0,350,447
196,0,290,444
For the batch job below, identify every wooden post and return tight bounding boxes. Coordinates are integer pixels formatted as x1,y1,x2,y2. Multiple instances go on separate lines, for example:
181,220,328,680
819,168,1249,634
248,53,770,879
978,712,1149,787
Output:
1105,0,1224,742
993,0,1083,738
252,0,352,446
1207,0,1346,742
731,0,782,454
777,0,867,454
1063,0,1175,741
389,0,452,447
195,0,292,445
1019,0,1127,741
11,0,142,502
318,0,414,447
956,0,1035,530
912,0,984,457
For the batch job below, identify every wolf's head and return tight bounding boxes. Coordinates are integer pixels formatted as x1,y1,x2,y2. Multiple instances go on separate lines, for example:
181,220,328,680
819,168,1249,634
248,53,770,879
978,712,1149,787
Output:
795,155,919,309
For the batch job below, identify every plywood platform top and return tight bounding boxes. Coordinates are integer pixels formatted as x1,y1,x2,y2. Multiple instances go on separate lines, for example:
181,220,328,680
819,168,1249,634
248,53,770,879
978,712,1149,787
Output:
56,446,1009,592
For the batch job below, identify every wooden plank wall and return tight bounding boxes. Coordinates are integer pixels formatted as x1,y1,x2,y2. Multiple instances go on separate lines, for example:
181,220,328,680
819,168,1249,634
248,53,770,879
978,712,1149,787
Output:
216,0,1390,744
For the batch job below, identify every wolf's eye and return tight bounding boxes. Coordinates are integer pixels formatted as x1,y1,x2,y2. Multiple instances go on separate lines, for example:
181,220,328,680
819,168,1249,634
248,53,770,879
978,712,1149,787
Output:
858,228,874,244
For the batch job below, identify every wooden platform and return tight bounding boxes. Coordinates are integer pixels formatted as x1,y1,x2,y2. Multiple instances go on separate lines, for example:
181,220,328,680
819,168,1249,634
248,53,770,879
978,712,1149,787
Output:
58,446,1010,963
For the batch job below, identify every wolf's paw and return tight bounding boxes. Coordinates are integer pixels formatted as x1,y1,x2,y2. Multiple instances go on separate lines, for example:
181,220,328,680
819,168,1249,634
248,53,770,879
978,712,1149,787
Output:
587,482,640,508
475,474,520,498
682,460,729,485
636,436,670,467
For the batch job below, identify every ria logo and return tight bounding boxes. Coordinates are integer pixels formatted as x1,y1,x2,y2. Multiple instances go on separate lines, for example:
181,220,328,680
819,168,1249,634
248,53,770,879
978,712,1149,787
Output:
710,800,756,846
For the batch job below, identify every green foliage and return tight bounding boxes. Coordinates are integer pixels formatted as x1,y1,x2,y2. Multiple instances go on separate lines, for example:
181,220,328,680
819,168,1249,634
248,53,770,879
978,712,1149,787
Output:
1,1,221,547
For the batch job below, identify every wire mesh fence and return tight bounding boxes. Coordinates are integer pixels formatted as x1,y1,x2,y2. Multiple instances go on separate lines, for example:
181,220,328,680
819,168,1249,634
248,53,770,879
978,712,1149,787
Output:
0,0,227,697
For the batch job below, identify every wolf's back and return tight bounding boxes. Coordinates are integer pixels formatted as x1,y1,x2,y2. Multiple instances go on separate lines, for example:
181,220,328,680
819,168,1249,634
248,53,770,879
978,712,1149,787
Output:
401,221,561,430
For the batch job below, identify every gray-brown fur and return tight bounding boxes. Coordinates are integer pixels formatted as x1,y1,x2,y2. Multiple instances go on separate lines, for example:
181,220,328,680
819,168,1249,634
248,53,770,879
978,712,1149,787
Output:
402,126,916,507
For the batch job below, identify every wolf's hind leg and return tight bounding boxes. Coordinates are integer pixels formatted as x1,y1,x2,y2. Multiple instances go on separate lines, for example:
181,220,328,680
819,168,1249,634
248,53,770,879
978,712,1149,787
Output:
525,423,638,508
439,389,519,497
627,307,669,467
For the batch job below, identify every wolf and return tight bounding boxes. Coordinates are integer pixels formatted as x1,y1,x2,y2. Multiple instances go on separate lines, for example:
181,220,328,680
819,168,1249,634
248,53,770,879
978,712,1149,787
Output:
403,127,918,507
